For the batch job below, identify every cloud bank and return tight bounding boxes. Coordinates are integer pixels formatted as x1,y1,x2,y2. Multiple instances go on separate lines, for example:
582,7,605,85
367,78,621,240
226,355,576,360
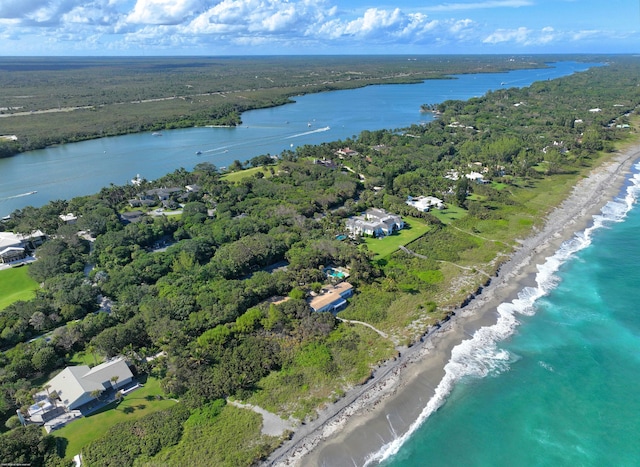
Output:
0,0,635,54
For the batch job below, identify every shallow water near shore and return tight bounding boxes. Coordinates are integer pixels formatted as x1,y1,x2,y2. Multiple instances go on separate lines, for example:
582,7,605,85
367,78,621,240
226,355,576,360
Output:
375,163,640,466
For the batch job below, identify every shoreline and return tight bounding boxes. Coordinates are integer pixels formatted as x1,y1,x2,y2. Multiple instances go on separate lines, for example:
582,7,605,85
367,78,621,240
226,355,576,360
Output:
265,143,640,466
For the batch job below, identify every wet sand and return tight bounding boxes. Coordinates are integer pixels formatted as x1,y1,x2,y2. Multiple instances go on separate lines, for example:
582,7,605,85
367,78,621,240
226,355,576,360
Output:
265,145,640,467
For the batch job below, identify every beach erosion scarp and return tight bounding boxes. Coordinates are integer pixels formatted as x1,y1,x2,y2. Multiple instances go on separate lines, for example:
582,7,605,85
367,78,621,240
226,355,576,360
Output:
265,143,640,467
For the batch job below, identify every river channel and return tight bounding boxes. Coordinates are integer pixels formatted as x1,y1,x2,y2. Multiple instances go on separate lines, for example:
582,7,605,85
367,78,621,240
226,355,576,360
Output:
0,61,598,217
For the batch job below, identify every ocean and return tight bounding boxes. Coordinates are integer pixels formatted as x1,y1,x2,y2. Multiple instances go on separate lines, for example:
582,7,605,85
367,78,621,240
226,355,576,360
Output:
376,163,640,466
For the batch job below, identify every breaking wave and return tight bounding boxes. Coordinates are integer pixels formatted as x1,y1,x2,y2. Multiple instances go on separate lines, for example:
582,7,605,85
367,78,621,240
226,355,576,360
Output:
366,161,640,465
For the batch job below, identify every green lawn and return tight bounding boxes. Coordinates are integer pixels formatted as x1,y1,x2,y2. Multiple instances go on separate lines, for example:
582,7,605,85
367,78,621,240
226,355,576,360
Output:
68,350,104,367
431,206,468,224
221,166,273,183
363,217,431,258
53,376,176,460
0,265,38,310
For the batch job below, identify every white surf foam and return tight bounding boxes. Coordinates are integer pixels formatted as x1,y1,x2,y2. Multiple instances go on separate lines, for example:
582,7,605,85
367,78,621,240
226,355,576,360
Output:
366,160,640,465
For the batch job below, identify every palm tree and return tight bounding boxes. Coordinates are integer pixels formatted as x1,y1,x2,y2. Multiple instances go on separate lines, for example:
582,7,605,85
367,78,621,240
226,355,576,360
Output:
86,344,98,366
110,375,119,390
48,390,59,407
90,389,102,401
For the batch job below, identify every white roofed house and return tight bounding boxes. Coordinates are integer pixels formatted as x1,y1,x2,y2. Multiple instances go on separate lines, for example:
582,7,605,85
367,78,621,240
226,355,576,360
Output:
345,208,404,238
465,171,489,184
406,196,444,212
59,213,78,224
309,282,354,313
0,246,26,264
39,357,134,412
0,231,27,264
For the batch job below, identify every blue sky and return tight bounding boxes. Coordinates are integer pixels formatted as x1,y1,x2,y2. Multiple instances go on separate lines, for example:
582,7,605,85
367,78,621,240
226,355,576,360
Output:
0,0,638,55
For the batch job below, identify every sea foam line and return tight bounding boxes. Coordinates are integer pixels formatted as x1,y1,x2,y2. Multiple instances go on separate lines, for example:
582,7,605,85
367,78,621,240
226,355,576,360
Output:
365,161,640,465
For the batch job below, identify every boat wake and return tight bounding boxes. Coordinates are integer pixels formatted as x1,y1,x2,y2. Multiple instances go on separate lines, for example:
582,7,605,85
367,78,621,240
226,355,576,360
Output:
0,191,37,201
284,126,330,139
365,161,640,465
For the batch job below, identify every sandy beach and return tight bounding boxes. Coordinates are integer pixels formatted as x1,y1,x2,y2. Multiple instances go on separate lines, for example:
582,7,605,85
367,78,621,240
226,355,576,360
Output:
264,143,640,467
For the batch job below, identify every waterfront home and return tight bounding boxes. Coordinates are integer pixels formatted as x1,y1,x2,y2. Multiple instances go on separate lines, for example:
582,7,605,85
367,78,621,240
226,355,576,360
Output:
465,171,489,184
0,246,26,264
406,195,444,212
345,208,404,238
143,187,182,201
37,357,134,413
0,230,46,263
25,357,137,432
335,147,359,158
0,232,24,261
309,282,354,313
119,211,145,224
59,213,78,224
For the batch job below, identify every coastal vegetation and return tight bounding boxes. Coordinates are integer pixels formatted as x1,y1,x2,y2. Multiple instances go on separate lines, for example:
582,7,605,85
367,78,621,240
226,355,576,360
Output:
0,56,639,465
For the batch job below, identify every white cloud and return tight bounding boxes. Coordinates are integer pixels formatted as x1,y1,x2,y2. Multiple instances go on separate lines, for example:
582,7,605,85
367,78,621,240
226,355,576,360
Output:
571,29,602,41
483,27,530,44
483,26,566,46
0,0,635,55
0,0,50,19
127,0,204,25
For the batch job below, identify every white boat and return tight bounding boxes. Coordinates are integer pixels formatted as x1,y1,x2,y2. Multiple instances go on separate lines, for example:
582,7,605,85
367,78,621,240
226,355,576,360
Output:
151,132,163,136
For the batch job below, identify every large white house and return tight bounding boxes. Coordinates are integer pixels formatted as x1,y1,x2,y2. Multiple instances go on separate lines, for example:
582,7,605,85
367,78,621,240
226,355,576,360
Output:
0,230,46,264
39,357,134,411
406,195,444,212
345,208,404,237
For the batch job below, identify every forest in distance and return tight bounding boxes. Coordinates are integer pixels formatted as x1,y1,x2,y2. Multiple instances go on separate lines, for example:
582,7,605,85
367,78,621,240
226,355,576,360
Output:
1,55,640,466
0,54,604,158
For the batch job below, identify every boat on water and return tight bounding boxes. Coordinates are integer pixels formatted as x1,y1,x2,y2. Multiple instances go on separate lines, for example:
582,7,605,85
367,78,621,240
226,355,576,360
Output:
131,174,143,186
195,151,202,155
151,132,163,136
27,191,37,195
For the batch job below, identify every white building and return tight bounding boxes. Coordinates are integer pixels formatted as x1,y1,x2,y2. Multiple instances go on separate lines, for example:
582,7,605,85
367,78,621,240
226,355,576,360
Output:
465,171,488,184
406,196,444,212
345,208,404,237
40,357,134,411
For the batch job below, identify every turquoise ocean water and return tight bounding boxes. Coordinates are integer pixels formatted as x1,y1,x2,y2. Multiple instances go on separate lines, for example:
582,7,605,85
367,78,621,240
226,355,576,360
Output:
374,162,640,466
